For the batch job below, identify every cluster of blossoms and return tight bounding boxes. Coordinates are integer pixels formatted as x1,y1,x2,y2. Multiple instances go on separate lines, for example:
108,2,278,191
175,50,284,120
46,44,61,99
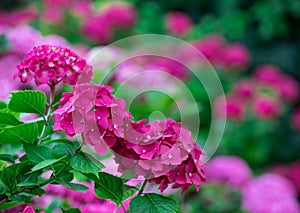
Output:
14,45,90,86
214,64,299,121
205,156,300,213
54,83,205,192
81,2,136,43
0,25,69,100
242,173,300,213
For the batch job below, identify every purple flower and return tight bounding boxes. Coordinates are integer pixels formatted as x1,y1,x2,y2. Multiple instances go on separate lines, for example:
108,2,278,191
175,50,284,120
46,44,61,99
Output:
242,173,300,213
205,155,252,188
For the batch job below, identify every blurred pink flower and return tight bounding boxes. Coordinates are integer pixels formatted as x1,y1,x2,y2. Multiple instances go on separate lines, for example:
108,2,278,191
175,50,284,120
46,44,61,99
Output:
5,25,42,56
206,155,252,188
272,162,300,194
0,54,21,100
218,43,251,71
191,35,225,62
165,11,193,36
292,108,300,132
0,6,36,28
39,34,69,46
214,95,246,121
101,2,137,29
232,80,256,99
242,173,300,213
81,15,113,44
254,64,299,102
252,95,282,120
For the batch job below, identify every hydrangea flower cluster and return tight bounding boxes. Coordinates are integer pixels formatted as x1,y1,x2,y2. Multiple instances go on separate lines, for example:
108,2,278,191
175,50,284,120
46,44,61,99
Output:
242,173,300,213
14,45,90,86
54,83,205,192
205,155,252,188
214,64,298,121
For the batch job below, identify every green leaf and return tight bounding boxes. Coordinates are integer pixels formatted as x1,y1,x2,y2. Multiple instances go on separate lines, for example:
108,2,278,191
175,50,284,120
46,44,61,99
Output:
55,179,89,192
70,153,104,177
129,193,179,213
0,201,22,210
61,208,81,213
24,143,54,163
122,184,138,200
0,111,22,126
0,121,44,144
31,157,64,172
53,143,75,158
8,90,46,116
93,172,124,205
0,101,7,109
1,167,16,191
0,154,16,163
0,180,8,194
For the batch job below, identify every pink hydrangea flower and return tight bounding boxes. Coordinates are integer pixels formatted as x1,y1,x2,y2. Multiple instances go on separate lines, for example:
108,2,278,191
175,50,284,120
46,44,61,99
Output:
101,2,136,29
214,95,246,121
252,95,282,120
218,43,251,71
14,45,91,86
165,11,193,36
291,108,300,132
205,155,252,188
242,173,300,213
54,82,206,193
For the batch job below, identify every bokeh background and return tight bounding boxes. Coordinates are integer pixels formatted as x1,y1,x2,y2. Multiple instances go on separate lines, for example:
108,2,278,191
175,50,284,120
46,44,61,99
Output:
1,0,300,212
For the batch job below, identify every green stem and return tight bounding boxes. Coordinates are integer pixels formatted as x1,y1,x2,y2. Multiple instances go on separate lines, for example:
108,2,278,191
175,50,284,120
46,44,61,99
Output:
120,202,128,213
138,178,148,196
38,85,56,144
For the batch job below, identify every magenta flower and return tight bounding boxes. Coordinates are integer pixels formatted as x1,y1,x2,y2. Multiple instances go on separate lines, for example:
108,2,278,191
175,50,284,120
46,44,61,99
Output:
20,206,45,213
165,11,193,36
205,155,252,188
54,83,206,193
242,173,300,213
14,45,91,86
252,95,282,120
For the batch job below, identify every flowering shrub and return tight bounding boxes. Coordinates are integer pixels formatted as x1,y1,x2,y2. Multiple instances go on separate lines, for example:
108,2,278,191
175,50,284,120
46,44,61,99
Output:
0,45,205,213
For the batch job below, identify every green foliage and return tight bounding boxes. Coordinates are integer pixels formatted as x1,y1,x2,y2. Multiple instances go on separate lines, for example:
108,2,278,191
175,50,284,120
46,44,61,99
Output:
129,193,179,213
93,172,125,205
70,153,104,178
24,143,55,163
8,90,47,116
0,110,22,126
0,121,44,144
